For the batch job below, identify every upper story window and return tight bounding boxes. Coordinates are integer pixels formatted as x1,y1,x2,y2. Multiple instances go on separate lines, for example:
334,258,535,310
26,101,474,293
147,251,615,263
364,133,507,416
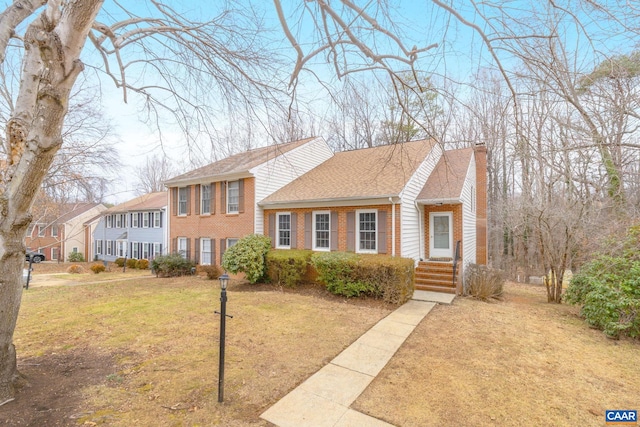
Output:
357,209,377,253
132,213,139,228
154,212,161,228
115,214,123,228
313,211,330,251
106,215,112,228
276,212,291,249
227,181,239,214
178,187,188,215
51,224,59,237
143,212,150,228
201,184,211,215
38,225,45,237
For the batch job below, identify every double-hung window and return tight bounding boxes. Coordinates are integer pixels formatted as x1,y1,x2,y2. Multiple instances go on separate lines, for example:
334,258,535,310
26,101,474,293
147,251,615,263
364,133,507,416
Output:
227,181,239,213
201,238,212,265
96,240,102,255
132,213,139,228
38,225,45,237
313,211,330,251
153,212,161,228
132,242,139,259
153,243,162,258
143,212,150,228
116,214,122,228
51,225,58,237
143,243,150,259
177,237,188,258
357,210,377,253
201,184,211,215
276,213,291,249
178,187,188,215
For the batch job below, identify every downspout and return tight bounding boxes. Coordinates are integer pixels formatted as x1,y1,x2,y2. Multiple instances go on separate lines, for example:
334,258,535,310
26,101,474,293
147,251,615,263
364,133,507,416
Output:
414,201,423,262
389,197,396,256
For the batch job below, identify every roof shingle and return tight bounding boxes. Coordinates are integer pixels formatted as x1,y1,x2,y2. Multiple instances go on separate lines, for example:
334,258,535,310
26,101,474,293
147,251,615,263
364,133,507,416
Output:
105,192,167,213
417,148,473,202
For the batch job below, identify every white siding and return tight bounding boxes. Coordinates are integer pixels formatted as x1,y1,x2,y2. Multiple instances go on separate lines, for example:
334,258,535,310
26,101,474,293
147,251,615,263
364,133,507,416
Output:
251,137,334,234
62,205,107,261
399,143,443,262
461,154,477,276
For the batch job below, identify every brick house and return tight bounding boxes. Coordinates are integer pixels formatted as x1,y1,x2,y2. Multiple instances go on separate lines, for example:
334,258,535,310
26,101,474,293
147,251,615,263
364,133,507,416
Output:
25,202,107,261
167,137,487,292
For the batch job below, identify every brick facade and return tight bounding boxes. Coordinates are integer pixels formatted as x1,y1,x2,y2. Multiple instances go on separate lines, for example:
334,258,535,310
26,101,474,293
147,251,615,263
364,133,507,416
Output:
25,224,64,261
263,204,400,256
474,144,488,264
169,178,256,265
423,204,463,260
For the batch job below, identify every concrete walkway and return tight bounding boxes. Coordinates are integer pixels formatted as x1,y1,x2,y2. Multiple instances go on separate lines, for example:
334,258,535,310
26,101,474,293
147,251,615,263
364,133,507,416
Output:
260,292,455,427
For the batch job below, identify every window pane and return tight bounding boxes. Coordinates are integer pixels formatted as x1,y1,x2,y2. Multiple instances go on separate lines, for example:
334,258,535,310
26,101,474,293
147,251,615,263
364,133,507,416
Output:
227,181,239,213
278,214,291,247
201,185,211,214
359,212,376,251
201,238,212,265
433,216,450,249
178,187,187,215
315,213,330,249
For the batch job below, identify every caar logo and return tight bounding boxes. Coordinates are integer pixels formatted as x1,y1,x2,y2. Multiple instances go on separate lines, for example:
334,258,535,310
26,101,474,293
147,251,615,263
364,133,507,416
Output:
606,410,637,425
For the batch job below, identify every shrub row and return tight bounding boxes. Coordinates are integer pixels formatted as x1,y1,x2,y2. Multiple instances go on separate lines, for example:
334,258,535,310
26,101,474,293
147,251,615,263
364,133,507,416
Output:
114,257,150,270
565,225,640,339
266,250,314,288
151,253,196,277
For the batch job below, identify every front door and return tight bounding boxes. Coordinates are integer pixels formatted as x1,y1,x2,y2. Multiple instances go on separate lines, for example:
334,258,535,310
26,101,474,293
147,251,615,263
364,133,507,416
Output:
429,212,453,259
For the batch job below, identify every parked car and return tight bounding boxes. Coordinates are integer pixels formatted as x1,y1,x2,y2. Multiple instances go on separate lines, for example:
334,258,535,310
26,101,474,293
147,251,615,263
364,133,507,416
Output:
26,250,45,263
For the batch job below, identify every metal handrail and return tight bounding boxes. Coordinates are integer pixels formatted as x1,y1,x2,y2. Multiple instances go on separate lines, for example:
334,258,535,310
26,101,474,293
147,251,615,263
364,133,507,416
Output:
452,240,462,285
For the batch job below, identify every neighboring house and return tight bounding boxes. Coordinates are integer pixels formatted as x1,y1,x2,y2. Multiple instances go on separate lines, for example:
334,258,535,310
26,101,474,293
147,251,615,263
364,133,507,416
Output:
25,202,107,261
92,192,168,262
163,137,334,265
168,137,487,293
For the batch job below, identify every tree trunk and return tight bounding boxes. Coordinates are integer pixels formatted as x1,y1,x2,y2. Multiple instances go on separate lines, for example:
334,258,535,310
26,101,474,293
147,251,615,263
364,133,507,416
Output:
0,0,103,401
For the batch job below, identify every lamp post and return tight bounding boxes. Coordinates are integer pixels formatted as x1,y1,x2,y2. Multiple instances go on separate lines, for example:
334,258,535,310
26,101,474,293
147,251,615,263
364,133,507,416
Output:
215,273,232,403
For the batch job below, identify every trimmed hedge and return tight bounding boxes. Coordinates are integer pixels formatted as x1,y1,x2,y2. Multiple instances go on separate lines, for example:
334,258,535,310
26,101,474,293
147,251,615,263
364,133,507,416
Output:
151,253,196,277
126,258,138,269
311,252,414,305
266,250,314,288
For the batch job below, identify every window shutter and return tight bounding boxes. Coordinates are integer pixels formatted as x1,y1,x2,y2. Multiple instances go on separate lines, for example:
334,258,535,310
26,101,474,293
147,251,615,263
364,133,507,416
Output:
290,213,297,249
238,179,245,213
268,213,276,248
159,211,163,228
138,213,143,227
211,239,217,265
331,211,338,251
171,187,177,216
186,238,191,260
304,213,312,250
186,186,191,215
378,210,387,254
195,185,200,215
221,181,227,214
195,238,200,264
347,211,355,252
172,238,177,253
211,183,216,214
220,239,227,265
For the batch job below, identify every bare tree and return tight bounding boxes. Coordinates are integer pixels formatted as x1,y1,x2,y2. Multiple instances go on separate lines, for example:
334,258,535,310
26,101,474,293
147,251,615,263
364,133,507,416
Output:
134,154,176,195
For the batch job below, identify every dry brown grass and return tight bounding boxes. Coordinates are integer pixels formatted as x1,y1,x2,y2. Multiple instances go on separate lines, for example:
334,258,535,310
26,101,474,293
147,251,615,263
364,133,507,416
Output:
353,282,640,426
10,276,392,426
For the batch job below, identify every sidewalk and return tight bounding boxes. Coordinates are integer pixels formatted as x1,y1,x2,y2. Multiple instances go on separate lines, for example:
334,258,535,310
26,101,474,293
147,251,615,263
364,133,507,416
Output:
261,290,455,427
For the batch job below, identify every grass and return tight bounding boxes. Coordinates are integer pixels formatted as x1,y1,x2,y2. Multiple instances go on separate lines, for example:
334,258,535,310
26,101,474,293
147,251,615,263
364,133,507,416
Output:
14,276,391,426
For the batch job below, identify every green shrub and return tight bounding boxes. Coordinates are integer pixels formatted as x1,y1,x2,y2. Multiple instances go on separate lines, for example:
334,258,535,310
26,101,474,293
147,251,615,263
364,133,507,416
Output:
151,253,196,278
221,234,271,284
311,252,414,304
266,250,313,288
136,259,150,270
67,264,84,274
90,263,106,274
566,226,640,339
198,265,222,280
126,258,138,269
114,258,126,267
67,252,85,262
464,264,505,301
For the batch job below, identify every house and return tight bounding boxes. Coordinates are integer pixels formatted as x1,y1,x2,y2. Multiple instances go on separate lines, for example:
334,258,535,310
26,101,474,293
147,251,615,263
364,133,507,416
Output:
25,202,107,261
163,137,333,265
167,138,487,293
92,192,168,262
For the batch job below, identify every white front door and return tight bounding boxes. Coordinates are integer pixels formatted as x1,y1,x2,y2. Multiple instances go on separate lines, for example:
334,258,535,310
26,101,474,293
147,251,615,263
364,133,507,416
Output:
429,212,453,259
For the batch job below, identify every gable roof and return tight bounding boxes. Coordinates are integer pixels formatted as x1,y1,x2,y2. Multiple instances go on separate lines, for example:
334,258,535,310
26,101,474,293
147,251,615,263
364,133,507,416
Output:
37,202,105,225
260,139,436,205
416,148,473,203
104,192,167,213
164,137,318,186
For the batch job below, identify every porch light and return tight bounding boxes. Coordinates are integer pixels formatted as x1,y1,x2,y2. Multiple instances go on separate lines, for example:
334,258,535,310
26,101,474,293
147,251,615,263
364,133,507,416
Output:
219,273,229,290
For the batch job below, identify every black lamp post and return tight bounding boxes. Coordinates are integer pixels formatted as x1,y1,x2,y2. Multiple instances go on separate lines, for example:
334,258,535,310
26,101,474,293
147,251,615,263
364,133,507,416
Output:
215,273,232,403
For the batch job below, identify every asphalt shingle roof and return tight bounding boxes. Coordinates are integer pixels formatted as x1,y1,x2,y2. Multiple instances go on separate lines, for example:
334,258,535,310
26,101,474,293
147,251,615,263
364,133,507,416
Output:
417,148,473,201
164,137,317,185
104,192,167,213
261,139,436,204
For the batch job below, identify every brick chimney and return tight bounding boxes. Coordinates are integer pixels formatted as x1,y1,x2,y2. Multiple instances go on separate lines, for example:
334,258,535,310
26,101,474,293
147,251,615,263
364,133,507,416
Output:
475,143,488,265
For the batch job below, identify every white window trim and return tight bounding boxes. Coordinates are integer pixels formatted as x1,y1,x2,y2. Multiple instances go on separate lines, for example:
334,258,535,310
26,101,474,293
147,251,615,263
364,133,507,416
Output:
51,225,58,237
38,225,45,237
313,210,331,251
227,238,239,248
132,213,139,228
153,212,161,228
143,212,150,228
201,184,211,215
178,187,188,216
226,180,239,214
177,237,188,258
200,238,212,265
356,209,377,254
132,241,139,259
276,212,292,249
142,242,150,259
